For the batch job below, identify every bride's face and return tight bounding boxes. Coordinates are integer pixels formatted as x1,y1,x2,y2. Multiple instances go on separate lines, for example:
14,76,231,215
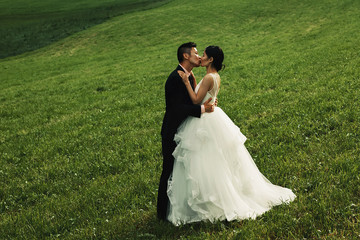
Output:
201,51,212,67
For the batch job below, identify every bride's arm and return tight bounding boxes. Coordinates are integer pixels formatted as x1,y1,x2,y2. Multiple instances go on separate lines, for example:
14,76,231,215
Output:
178,71,213,104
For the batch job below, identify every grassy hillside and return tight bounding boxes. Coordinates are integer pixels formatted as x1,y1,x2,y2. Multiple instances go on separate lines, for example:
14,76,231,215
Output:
1,0,359,238
0,0,171,58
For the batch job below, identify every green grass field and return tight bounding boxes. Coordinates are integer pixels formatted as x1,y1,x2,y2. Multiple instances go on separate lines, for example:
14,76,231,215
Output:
0,0,170,58
1,0,360,238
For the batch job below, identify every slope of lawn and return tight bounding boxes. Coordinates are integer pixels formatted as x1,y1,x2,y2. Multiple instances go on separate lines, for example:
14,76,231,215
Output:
0,0,171,58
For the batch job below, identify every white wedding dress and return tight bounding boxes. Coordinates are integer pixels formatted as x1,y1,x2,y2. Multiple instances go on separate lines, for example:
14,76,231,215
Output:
167,73,296,226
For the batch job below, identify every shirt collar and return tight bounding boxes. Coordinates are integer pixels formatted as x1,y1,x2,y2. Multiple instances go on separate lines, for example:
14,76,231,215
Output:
179,64,191,77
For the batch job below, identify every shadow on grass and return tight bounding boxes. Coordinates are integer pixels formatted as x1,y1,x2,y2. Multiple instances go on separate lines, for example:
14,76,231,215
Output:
125,211,246,239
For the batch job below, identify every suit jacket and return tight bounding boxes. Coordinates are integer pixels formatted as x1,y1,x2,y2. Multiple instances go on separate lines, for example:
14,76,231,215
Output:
161,65,201,140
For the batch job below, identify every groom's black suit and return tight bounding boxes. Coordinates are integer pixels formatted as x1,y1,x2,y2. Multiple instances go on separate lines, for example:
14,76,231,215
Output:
157,65,201,220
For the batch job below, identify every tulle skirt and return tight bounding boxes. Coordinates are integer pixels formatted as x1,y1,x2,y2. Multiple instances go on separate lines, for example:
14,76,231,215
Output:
167,107,296,226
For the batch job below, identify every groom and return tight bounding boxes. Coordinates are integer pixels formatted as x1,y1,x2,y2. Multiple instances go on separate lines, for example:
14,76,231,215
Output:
157,42,214,221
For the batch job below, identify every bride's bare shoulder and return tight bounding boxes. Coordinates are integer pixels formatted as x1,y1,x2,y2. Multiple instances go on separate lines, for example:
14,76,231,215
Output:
203,73,214,82
201,74,215,89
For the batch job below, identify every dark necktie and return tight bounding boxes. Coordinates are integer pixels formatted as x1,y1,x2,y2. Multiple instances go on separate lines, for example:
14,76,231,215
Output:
188,74,195,90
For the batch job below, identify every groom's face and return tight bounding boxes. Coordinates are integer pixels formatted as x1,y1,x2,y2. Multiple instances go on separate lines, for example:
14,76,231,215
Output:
188,47,201,67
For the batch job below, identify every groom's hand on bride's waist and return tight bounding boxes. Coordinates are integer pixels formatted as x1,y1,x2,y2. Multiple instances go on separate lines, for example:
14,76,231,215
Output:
203,98,215,113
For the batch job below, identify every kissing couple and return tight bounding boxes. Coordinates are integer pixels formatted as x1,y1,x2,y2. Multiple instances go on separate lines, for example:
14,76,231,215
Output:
157,42,296,226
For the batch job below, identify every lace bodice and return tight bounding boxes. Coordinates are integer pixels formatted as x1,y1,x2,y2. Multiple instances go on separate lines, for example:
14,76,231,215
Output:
195,73,220,104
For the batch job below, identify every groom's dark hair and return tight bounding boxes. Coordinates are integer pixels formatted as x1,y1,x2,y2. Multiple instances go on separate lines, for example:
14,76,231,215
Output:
177,42,197,63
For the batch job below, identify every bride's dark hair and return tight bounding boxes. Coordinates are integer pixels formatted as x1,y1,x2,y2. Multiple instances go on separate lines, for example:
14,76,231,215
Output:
205,46,225,72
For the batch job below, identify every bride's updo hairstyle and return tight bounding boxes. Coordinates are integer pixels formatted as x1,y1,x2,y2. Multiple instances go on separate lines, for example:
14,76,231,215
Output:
205,46,225,71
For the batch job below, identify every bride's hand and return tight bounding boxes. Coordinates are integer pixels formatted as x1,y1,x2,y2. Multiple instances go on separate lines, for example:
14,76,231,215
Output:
177,71,190,86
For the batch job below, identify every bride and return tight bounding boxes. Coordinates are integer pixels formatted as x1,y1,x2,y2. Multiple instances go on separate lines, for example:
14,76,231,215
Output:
167,46,296,226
